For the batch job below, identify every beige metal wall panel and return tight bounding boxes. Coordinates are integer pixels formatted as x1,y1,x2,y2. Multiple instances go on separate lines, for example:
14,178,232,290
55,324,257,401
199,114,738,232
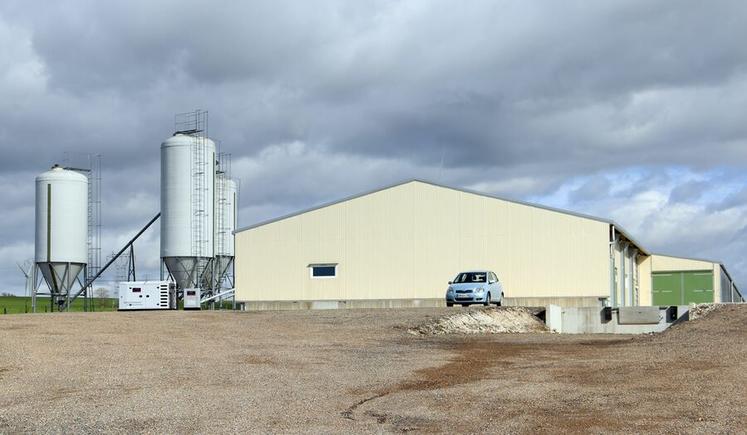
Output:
637,256,652,306
611,241,627,306
650,254,714,272
235,181,611,302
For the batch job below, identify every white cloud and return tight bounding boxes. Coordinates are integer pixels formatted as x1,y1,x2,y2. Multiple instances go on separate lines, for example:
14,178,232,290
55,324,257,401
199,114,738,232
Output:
530,168,747,283
0,15,47,100
0,1,746,293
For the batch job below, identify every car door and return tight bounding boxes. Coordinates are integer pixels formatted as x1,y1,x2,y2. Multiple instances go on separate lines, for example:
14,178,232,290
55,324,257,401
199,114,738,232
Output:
488,272,498,296
490,272,501,298
496,273,503,298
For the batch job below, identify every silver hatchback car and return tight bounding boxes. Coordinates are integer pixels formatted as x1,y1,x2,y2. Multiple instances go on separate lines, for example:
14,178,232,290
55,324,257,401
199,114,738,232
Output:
445,270,504,307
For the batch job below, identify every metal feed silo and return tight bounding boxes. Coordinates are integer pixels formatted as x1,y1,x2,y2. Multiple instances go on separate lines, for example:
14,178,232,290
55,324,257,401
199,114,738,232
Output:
35,165,88,303
160,133,216,291
212,173,237,289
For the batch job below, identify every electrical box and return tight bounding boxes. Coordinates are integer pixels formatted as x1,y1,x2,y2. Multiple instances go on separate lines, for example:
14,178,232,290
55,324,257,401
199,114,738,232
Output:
118,280,175,310
183,288,201,310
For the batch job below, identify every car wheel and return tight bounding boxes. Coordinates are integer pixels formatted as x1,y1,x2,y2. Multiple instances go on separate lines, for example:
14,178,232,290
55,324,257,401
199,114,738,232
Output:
446,302,453,307
483,292,491,306
496,293,503,307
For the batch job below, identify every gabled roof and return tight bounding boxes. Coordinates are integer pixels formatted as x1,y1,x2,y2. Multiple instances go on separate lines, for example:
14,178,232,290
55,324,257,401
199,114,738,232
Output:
235,178,649,254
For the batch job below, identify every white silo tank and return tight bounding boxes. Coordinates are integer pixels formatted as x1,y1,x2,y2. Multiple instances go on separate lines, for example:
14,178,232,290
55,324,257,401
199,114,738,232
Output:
212,174,237,289
35,165,88,297
160,133,216,290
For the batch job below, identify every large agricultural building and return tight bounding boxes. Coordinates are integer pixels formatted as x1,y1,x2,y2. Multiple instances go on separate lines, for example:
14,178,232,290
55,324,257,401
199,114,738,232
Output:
234,180,742,309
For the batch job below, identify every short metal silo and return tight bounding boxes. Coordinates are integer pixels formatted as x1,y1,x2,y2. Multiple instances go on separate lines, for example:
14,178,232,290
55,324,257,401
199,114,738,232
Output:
34,165,88,306
160,133,216,292
212,173,237,289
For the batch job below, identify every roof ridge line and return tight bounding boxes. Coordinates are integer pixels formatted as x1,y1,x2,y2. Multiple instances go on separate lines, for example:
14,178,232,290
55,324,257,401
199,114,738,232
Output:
233,178,648,254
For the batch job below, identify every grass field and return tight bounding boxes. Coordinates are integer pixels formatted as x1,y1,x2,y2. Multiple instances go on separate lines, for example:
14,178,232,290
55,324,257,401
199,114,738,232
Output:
0,296,235,314
0,296,118,314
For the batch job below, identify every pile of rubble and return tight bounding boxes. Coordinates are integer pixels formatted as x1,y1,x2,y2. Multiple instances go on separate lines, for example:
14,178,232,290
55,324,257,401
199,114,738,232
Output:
408,307,547,335
688,303,725,321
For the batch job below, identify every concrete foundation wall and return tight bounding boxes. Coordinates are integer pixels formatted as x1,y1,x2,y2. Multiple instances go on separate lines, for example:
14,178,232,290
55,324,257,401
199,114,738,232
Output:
239,296,603,311
546,304,689,334
241,298,446,311
504,296,602,308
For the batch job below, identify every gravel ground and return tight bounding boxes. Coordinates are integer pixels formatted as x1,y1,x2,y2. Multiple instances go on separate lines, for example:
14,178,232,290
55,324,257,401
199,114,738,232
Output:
0,305,745,433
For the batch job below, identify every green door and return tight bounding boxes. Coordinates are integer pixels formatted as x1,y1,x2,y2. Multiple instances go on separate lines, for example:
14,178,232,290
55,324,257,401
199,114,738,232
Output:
652,271,714,305
683,271,713,304
652,273,682,305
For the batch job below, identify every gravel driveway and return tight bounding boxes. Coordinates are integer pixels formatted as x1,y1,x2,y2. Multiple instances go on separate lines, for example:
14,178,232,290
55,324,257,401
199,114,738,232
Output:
0,305,745,433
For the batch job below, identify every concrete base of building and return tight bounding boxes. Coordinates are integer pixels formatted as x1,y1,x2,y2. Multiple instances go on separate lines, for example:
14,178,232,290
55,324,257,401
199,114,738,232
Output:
240,298,445,311
238,295,606,311
503,296,604,308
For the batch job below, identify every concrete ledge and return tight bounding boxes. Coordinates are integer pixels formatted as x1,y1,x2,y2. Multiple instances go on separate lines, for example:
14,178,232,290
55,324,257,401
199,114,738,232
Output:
618,306,662,324
504,296,604,308
240,298,446,311
238,296,606,311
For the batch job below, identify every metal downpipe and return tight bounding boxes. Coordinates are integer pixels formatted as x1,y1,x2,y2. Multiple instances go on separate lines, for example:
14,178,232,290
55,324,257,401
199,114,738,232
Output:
609,226,617,307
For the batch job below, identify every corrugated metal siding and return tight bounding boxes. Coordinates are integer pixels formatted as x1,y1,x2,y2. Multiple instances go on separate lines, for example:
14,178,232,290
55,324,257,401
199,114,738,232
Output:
235,181,611,302
720,268,733,303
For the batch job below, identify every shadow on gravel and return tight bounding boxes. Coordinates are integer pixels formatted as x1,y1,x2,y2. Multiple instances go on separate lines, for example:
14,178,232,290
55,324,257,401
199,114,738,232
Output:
341,340,528,428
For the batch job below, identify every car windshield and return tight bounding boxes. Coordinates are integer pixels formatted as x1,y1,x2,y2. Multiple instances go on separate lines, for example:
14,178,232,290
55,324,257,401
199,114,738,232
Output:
453,272,487,283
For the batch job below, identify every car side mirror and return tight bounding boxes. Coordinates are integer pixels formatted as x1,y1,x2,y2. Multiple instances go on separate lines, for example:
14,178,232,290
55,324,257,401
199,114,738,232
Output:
448,281,453,285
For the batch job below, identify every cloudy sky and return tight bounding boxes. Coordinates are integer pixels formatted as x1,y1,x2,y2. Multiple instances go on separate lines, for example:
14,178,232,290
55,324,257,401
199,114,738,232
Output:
1,0,746,294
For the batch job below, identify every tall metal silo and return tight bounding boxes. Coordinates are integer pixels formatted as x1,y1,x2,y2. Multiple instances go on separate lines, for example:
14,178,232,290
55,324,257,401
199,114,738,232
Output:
212,173,237,290
160,133,216,291
35,165,88,307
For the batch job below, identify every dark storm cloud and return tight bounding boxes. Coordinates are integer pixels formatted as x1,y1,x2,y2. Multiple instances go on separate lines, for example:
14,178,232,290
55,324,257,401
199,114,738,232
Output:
717,187,747,211
7,0,747,170
569,176,612,204
669,180,710,203
0,0,746,291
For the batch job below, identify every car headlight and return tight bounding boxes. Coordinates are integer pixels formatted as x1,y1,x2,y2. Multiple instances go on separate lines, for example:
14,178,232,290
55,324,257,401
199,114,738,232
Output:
447,287,454,293
475,287,484,293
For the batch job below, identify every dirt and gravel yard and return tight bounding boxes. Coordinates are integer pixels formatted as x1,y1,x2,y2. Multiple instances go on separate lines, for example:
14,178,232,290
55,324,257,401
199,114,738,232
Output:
1,305,745,433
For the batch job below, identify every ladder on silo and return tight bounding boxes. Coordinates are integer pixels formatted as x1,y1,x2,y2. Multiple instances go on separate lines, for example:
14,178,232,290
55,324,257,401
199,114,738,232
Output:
86,155,102,283
191,134,208,287
214,172,224,291
215,173,225,251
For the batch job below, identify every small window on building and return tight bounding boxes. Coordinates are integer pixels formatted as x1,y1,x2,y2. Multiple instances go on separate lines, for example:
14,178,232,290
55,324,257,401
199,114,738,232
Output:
309,264,337,278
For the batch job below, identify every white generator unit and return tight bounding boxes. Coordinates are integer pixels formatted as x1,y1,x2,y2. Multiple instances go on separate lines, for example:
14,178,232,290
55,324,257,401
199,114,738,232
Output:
118,281,176,310
183,288,201,310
